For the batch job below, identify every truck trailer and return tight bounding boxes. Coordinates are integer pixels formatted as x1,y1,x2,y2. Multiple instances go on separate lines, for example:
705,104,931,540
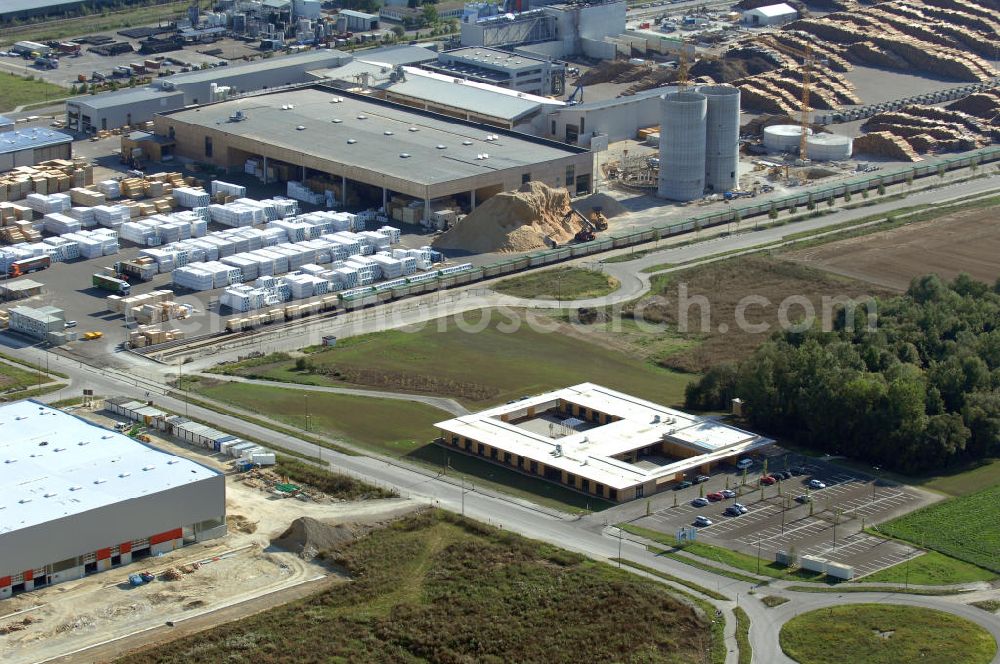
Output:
92,273,131,296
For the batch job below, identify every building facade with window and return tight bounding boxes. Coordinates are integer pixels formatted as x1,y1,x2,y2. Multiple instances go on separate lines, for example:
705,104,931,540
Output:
436,383,774,502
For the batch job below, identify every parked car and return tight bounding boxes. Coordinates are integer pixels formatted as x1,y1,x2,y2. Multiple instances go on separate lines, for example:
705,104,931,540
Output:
795,494,812,504
733,503,749,514
64,320,77,328
790,466,807,474
674,480,693,490
725,506,743,516
694,474,711,484
706,491,724,502
691,497,709,507
736,458,753,470
808,479,827,489
694,515,713,527
760,475,777,486
720,489,737,499
774,471,791,480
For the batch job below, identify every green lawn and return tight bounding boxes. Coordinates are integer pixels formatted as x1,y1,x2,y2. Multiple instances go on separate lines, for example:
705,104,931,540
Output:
780,604,997,664
879,485,1000,573
0,73,67,113
734,607,752,664
918,459,1000,497
189,381,447,457
0,360,44,392
641,262,677,274
621,524,826,582
492,266,620,299
116,510,717,664
860,551,996,586
212,309,694,407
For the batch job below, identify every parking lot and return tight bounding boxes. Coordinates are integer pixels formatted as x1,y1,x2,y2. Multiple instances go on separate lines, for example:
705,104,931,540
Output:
626,453,935,578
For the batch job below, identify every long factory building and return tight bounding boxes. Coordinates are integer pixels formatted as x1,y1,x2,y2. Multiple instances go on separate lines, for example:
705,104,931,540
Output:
436,383,774,502
152,84,593,218
0,401,226,599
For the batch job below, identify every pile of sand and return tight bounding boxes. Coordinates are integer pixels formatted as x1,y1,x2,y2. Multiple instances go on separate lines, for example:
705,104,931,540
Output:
434,182,583,254
271,517,365,561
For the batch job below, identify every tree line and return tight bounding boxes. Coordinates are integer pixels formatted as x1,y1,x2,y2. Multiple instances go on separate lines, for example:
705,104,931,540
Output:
686,274,1000,473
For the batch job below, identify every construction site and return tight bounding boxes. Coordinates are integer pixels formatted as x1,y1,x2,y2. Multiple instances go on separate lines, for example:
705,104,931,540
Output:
0,399,415,664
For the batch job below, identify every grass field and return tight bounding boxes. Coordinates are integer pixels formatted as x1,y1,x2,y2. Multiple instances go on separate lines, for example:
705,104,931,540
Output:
0,360,43,392
0,73,66,113
212,310,693,407
779,604,997,664
189,379,447,456
492,266,620,299
117,510,717,664
860,551,996,586
734,607,752,664
917,459,1000,497
606,256,892,373
0,1,197,47
879,485,1000,573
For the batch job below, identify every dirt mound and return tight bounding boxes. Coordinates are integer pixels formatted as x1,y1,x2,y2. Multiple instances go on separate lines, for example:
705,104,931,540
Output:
573,192,628,218
271,517,366,561
227,514,258,534
433,182,581,254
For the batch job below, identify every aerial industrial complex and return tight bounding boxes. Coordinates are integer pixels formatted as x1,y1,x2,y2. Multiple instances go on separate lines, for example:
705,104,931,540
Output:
0,401,226,600
437,384,774,502
153,85,593,215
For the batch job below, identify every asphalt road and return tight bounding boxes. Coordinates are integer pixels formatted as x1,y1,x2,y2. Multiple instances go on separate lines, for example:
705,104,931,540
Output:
5,175,1000,663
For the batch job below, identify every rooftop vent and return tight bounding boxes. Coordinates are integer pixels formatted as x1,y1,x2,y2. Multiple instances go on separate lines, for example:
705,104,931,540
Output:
167,459,180,465
38,441,48,446
436,144,446,149
44,492,57,498
296,125,306,130
94,478,107,484
347,138,357,144
384,130,393,135
142,465,156,471
462,140,473,145
332,118,342,123
357,114,367,120
69,486,82,491
408,126,418,132
18,498,31,504
78,440,90,446
400,153,411,158
118,472,131,478
5,459,16,464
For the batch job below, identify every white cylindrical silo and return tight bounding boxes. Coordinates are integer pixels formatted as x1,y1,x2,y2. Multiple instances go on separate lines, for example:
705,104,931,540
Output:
658,91,707,201
805,133,853,161
701,85,741,193
763,124,812,154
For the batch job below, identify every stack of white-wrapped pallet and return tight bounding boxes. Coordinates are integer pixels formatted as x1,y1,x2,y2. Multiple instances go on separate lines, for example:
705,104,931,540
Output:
173,186,211,208
25,192,71,215
96,179,122,199
42,212,80,235
93,204,130,229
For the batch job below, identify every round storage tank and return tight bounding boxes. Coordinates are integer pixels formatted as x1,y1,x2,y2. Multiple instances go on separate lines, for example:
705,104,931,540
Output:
701,85,741,193
763,124,812,154
658,92,708,201
805,133,853,161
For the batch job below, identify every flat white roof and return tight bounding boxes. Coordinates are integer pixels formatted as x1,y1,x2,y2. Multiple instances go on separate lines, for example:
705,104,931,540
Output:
746,2,796,16
0,401,219,535
437,383,773,490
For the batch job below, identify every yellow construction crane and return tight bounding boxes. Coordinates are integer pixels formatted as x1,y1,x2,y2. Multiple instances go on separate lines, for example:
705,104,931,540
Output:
756,37,818,161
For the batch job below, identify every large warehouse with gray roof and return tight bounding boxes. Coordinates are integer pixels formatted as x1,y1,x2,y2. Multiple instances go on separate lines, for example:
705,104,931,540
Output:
153,84,592,218
0,401,226,599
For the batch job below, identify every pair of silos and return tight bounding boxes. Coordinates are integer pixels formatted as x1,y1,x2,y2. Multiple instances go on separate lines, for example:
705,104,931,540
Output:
657,85,741,201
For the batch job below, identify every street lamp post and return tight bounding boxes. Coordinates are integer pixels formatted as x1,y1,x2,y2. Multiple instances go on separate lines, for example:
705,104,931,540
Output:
871,465,880,504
